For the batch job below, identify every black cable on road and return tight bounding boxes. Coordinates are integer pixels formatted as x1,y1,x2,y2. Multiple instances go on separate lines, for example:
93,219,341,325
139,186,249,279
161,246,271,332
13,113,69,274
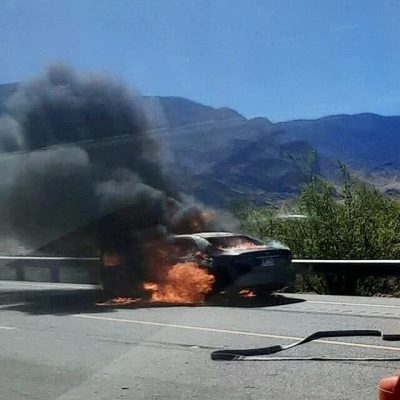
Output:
211,330,400,361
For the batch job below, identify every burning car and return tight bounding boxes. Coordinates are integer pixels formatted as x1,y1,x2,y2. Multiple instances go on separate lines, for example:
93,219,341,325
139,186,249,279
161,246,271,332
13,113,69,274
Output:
99,227,294,302
164,232,295,296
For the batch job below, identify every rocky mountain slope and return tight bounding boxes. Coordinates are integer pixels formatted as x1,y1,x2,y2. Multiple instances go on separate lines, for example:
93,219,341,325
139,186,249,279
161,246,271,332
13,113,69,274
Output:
279,113,400,171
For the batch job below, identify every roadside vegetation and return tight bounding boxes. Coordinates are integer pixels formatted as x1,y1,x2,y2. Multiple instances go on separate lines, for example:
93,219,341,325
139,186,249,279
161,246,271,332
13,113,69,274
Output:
235,167,400,296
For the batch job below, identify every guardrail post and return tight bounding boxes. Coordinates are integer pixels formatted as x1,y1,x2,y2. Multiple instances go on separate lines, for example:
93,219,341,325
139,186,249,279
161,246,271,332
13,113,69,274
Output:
50,266,60,283
15,264,25,281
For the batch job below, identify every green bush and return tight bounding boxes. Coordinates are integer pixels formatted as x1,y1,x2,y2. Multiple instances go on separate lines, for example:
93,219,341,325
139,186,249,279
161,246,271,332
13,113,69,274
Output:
236,169,400,295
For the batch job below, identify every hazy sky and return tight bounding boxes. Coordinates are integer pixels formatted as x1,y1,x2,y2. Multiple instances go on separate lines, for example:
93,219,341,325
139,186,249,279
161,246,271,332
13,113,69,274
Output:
1,0,399,121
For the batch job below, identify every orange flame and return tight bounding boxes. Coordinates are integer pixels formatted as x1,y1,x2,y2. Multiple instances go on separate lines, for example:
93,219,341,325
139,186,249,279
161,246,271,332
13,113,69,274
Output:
239,289,257,298
144,262,215,304
96,297,140,306
220,243,265,250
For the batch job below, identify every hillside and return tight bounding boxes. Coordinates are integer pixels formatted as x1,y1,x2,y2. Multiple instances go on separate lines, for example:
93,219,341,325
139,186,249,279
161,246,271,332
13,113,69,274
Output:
279,113,400,171
144,96,318,204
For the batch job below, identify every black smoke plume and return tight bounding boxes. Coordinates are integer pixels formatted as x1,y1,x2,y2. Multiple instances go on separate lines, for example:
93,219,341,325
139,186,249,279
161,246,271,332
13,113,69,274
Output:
0,64,236,254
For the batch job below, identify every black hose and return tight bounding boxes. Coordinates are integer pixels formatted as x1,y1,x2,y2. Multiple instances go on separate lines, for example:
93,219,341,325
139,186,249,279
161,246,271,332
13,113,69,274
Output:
211,330,400,361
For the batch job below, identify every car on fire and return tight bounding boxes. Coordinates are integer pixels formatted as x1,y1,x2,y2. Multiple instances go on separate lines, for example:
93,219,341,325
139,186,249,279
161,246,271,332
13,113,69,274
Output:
99,231,294,298
166,232,295,296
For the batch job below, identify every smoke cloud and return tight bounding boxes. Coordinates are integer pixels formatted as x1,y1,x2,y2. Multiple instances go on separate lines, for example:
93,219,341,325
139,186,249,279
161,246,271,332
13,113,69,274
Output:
0,64,235,253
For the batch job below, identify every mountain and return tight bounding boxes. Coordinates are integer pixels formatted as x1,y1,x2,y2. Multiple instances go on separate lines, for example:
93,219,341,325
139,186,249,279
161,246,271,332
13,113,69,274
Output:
144,95,247,129
145,96,318,204
278,113,400,172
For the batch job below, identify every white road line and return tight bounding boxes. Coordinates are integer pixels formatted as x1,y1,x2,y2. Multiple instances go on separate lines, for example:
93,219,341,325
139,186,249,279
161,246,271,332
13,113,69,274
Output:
0,302,26,310
306,300,400,310
73,314,400,352
0,256,98,260
0,281,62,288
0,325,15,330
0,281,100,289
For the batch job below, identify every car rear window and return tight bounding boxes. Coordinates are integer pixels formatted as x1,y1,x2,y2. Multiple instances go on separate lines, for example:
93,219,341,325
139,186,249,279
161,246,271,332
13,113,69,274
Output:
207,236,264,249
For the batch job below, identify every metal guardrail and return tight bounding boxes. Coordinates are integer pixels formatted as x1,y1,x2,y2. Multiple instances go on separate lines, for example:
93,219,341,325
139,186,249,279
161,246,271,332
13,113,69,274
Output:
293,259,400,276
294,259,400,264
1,256,400,285
292,259,400,294
0,256,100,283
0,256,98,260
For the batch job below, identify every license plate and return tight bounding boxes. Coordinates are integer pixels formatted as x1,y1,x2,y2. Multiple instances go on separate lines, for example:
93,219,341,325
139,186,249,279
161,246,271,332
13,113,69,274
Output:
259,258,274,267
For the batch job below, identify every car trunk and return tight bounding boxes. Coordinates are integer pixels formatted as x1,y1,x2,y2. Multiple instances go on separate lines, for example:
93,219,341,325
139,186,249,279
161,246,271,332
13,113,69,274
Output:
210,248,293,291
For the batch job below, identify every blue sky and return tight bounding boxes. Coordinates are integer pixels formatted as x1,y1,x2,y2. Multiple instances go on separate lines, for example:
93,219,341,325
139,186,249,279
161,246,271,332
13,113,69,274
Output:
0,0,399,121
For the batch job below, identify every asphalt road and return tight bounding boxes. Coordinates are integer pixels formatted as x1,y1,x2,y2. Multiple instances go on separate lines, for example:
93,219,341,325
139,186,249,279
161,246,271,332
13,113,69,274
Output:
1,280,400,400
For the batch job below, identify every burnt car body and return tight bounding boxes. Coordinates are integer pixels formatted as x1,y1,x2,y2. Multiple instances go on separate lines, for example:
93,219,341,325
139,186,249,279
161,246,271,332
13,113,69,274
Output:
99,230,295,297
167,232,295,294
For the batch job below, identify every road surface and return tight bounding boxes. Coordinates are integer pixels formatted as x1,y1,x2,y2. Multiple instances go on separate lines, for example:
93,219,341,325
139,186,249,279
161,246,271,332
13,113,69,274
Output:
1,280,400,399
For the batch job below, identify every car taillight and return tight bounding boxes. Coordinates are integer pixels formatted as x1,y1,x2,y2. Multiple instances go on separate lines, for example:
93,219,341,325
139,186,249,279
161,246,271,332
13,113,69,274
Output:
102,253,122,267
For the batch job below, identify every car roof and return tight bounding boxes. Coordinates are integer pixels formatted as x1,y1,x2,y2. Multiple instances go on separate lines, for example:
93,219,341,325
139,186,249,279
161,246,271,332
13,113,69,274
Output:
173,232,242,240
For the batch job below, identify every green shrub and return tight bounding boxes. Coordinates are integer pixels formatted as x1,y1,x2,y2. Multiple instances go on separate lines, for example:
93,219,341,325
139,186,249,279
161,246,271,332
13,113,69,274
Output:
236,169,400,295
